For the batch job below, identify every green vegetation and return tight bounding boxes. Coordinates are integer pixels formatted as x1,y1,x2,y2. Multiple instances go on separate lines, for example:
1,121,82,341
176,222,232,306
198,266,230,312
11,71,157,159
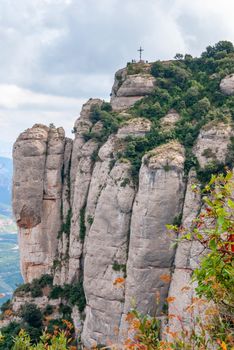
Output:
117,41,234,184
0,322,21,350
49,280,86,313
58,209,72,238
14,275,53,298
112,261,126,274
21,304,43,329
79,206,86,242
87,215,94,225
6,320,75,350
42,304,53,316
124,172,234,349
0,299,11,313
83,104,125,144
191,173,234,309
120,178,130,187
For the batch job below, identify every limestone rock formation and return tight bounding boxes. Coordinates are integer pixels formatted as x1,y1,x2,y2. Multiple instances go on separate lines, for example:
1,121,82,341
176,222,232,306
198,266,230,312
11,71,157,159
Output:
111,66,156,111
220,74,234,95
9,59,234,348
13,124,70,282
160,110,181,131
193,121,233,168
122,142,185,320
117,117,151,138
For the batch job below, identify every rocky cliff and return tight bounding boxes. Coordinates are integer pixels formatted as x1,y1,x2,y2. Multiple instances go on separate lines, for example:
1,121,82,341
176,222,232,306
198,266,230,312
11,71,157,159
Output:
7,47,234,348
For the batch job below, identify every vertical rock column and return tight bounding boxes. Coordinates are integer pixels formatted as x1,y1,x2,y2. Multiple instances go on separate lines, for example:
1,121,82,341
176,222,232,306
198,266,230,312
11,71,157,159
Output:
13,125,66,282
82,160,135,348
121,141,186,335
53,138,73,285
67,99,103,283
167,169,201,334
168,121,233,334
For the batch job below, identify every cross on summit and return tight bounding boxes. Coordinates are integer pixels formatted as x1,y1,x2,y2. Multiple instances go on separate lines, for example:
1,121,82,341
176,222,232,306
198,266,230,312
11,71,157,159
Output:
138,46,144,61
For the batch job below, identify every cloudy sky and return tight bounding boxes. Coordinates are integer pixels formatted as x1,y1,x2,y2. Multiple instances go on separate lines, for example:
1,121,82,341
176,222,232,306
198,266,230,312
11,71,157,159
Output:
0,0,234,157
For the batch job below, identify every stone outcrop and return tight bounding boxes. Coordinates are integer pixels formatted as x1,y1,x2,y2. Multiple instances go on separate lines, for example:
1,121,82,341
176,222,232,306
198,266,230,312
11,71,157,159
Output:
10,63,234,348
13,124,70,282
220,74,234,95
193,121,232,168
117,117,151,138
122,142,185,323
111,66,156,111
160,110,181,131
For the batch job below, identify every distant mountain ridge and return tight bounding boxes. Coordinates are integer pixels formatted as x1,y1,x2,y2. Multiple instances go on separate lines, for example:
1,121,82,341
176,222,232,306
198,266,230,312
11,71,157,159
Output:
0,157,12,217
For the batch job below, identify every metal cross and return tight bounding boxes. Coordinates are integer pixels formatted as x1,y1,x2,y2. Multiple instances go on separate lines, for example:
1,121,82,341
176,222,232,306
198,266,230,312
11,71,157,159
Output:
138,46,144,61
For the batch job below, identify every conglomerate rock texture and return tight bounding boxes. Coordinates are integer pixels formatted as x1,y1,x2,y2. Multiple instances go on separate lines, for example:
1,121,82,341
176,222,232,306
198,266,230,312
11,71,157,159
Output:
12,65,234,348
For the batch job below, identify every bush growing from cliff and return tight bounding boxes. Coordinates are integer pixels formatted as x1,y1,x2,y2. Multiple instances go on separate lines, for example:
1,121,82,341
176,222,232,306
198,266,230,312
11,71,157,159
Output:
79,206,86,242
84,104,124,144
49,280,86,313
21,303,43,328
0,299,11,313
14,275,53,299
59,208,72,237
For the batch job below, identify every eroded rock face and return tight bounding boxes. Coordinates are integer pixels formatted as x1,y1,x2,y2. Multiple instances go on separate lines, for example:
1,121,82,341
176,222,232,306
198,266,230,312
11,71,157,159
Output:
67,99,103,283
111,67,156,111
11,64,234,349
168,169,201,333
220,74,234,95
13,124,49,229
13,125,69,282
120,141,185,337
193,121,233,168
82,161,135,347
167,120,233,335
117,118,151,138
117,74,155,97
160,110,181,131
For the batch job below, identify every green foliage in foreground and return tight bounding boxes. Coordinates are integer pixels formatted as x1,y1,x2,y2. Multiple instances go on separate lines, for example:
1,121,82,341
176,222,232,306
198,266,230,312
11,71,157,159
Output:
125,172,234,349
167,172,234,312
9,329,70,350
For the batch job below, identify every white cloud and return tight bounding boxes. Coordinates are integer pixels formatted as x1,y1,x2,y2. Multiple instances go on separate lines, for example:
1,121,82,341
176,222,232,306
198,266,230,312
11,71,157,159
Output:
0,84,86,110
0,85,86,157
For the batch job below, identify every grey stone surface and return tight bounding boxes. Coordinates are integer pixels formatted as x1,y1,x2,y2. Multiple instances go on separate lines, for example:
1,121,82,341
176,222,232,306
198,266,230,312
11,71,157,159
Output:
110,68,155,111
120,141,186,339
13,124,66,282
82,161,135,347
193,121,232,168
220,74,234,95
160,110,181,131
117,118,151,138
11,64,234,348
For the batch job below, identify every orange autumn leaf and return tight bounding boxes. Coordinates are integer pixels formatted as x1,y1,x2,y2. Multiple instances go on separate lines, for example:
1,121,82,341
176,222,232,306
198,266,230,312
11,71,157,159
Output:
4,309,13,317
220,341,227,350
125,312,135,323
160,274,171,283
166,296,176,303
131,319,141,329
113,277,125,285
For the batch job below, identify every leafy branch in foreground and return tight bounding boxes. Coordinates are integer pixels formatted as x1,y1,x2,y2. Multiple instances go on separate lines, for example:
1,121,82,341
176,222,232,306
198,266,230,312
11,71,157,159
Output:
168,171,234,312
